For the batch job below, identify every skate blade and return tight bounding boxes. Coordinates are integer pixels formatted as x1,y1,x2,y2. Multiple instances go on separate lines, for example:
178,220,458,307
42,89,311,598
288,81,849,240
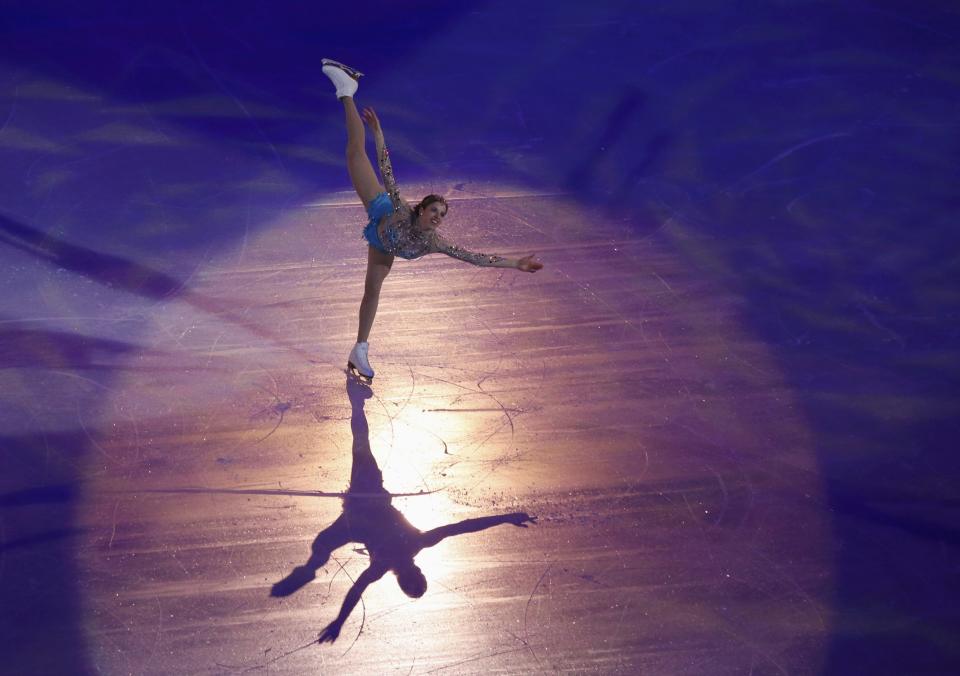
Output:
347,361,374,383
322,58,364,79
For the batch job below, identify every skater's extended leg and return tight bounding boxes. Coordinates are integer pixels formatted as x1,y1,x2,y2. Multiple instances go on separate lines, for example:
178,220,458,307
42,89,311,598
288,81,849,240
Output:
343,98,383,210
357,247,393,343
305,517,351,569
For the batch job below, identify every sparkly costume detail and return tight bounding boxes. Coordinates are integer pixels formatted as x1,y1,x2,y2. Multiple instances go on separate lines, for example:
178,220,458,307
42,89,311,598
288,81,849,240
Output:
373,145,506,266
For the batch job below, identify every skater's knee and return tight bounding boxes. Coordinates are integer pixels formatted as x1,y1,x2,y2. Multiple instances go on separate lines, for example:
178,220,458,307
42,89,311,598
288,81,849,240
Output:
366,275,389,294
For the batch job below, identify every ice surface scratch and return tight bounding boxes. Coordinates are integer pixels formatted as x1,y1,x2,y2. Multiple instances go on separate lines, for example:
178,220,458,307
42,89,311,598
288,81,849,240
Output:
522,564,552,668
681,492,717,567
423,407,525,413
139,594,163,675
330,557,366,657
856,302,906,347
412,369,521,438
718,623,790,675
424,646,531,674
751,550,827,630
710,468,730,527
554,266,647,342
236,202,250,265
107,499,120,549
477,378,515,437
251,369,293,442
176,9,286,171
0,516,6,582
76,401,114,462
215,637,318,672
0,85,17,136
652,271,673,292
731,132,853,193
204,330,226,368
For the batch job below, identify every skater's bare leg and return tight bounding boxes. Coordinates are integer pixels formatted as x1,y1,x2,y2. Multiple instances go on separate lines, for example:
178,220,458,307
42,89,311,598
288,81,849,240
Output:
343,97,383,210
358,247,393,343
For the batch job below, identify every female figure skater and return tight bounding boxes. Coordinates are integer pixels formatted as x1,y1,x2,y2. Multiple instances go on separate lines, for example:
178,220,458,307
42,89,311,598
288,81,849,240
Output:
321,59,543,380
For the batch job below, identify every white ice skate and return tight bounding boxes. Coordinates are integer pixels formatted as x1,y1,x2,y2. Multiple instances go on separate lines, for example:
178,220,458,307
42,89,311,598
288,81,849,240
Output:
321,58,363,99
348,341,374,380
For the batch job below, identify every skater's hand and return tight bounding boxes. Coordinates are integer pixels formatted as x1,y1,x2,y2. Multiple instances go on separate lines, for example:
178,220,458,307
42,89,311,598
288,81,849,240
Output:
318,620,342,644
361,107,382,136
517,254,543,273
507,513,537,527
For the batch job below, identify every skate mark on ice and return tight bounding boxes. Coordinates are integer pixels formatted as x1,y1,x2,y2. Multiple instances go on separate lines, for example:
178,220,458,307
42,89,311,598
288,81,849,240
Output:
424,646,532,674
76,400,117,463
132,486,439,499
413,368,518,436
214,637,318,672
107,499,121,549
331,556,367,657
709,467,730,527
401,366,518,449
249,368,294,443
856,301,906,347
423,407,525,414
728,132,853,195
176,6,286,171
522,564,552,668
746,549,827,632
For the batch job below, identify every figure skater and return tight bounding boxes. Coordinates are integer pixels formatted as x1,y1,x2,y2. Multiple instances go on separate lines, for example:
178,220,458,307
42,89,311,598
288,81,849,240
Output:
320,59,544,380
270,374,536,643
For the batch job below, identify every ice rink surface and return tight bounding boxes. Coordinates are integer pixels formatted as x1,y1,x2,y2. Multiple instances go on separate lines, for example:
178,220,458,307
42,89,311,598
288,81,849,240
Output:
2,2,958,674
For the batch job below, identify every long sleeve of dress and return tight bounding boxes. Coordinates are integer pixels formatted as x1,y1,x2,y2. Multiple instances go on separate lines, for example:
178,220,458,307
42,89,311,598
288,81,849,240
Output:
377,143,403,211
432,235,507,267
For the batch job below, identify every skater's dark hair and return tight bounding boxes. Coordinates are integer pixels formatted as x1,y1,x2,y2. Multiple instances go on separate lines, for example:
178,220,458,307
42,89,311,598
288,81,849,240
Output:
414,194,448,218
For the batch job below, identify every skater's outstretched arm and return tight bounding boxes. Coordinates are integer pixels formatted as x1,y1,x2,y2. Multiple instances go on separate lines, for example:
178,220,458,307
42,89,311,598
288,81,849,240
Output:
431,236,544,272
318,562,388,643
420,512,537,549
361,108,403,210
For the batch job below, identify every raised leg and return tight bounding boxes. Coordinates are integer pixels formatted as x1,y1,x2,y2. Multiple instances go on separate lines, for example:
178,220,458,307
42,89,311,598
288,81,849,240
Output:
357,246,393,343
343,97,384,210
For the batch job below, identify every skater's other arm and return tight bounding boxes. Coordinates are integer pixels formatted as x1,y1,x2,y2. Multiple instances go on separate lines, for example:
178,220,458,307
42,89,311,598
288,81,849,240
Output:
317,562,388,644
420,513,537,549
361,108,403,210
432,236,543,272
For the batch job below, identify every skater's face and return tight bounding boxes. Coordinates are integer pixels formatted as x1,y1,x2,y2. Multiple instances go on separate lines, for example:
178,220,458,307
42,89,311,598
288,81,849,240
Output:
417,201,447,231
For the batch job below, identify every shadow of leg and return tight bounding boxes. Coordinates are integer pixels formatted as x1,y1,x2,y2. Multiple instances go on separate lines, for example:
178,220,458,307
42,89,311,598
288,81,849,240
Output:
270,565,317,597
271,516,350,597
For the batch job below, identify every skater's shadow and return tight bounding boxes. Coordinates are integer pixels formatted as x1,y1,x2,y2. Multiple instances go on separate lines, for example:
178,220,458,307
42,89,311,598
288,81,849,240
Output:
0,212,313,360
0,211,185,299
0,321,143,370
270,374,536,644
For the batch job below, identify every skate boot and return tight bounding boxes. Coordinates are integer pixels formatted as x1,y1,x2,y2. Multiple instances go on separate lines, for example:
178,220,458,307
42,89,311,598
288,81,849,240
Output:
348,341,374,380
322,58,363,99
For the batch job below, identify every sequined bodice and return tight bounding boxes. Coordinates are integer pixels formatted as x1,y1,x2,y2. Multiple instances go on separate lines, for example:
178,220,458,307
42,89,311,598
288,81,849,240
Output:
375,145,506,266
375,204,433,260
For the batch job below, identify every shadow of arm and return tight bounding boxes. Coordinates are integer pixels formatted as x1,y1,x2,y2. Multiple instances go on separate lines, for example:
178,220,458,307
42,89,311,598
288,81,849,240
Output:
420,512,536,549
318,563,388,643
